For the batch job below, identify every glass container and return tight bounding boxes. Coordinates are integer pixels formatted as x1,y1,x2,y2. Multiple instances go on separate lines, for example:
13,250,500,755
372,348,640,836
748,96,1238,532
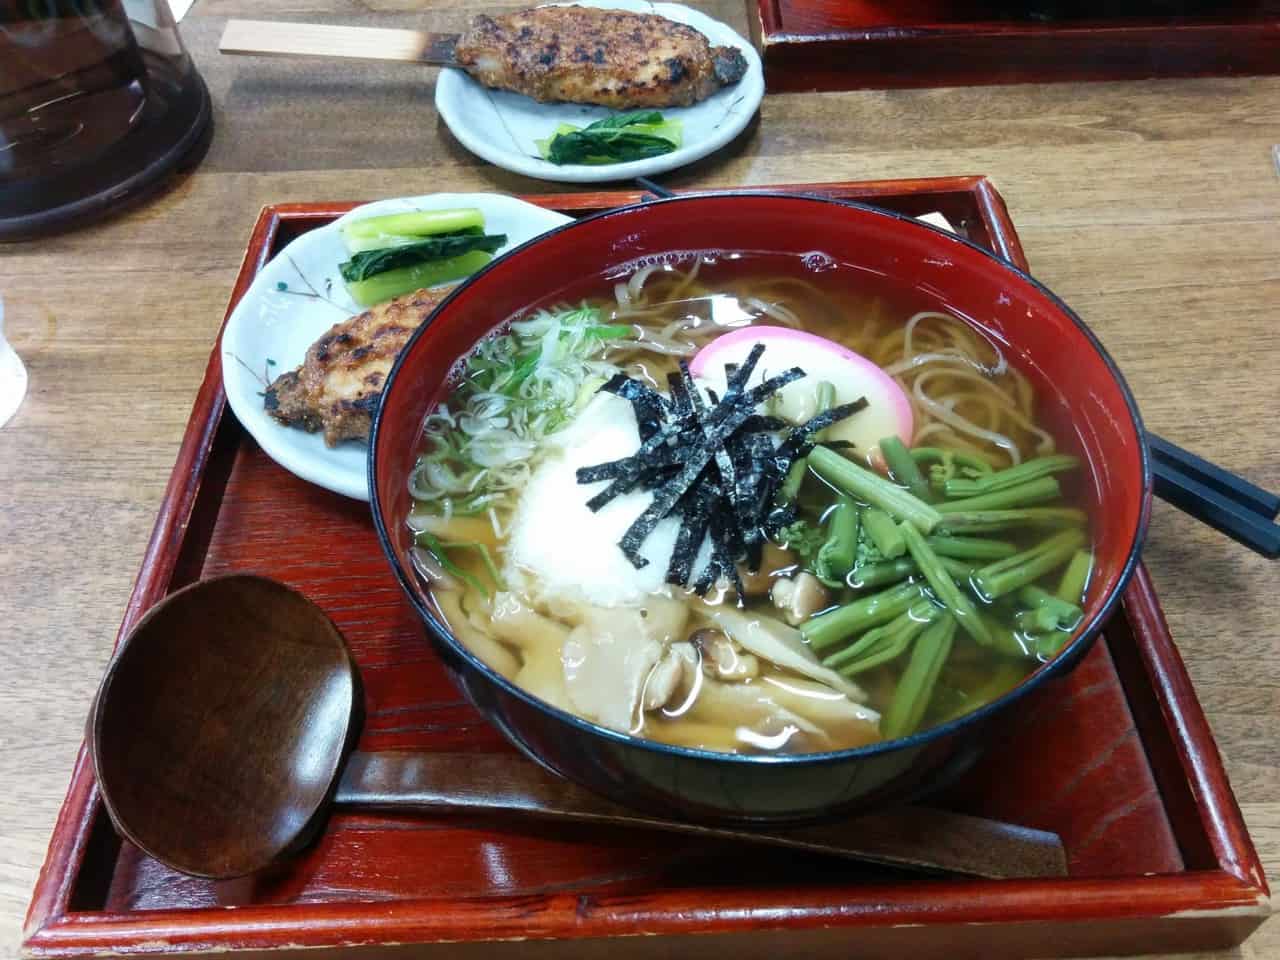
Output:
0,0,212,240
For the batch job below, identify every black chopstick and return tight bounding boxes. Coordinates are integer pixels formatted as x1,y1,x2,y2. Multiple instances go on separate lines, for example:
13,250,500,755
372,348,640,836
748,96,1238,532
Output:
1148,433,1280,521
1148,434,1280,559
635,176,675,200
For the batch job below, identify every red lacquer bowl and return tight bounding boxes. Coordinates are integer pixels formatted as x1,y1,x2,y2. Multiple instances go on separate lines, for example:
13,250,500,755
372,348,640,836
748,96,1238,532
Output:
371,194,1151,823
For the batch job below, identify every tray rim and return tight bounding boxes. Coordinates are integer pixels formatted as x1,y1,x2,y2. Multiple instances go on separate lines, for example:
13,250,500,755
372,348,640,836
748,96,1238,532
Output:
21,175,1269,958
750,0,1280,91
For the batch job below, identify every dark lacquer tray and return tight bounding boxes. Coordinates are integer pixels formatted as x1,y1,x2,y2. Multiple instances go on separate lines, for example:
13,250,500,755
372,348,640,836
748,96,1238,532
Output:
23,176,1270,959
748,0,1280,91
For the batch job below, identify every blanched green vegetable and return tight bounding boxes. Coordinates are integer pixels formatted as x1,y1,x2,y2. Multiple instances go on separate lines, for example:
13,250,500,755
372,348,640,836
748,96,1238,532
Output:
899,521,993,647
344,250,494,307
823,600,942,676
341,207,485,253
340,231,507,284
538,111,683,166
1016,585,1083,631
943,454,1080,499
1056,549,1094,605
814,494,859,587
801,580,923,652
935,507,1088,534
925,534,1018,561
883,615,957,739
936,476,1063,514
880,435,932,502
862,506,906,559
808,445,942,534
971,528,1089,600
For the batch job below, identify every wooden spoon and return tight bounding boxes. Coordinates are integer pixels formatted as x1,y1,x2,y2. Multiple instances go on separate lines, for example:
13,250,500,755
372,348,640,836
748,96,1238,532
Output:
89,575,1066,880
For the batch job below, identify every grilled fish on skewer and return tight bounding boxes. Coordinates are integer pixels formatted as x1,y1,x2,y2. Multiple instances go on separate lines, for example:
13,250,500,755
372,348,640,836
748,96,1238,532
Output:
264,287,450,446
453,5,748,108
221,8,749,109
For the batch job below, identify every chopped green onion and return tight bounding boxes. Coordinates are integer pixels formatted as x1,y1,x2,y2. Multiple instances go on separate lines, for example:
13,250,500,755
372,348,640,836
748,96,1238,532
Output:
414,531,505,598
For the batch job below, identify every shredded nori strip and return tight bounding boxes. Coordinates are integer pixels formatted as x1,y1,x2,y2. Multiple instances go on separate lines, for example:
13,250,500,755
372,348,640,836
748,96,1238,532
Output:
601,373,666,442
618,397,761,567
666,484,715,586
574,344,868,595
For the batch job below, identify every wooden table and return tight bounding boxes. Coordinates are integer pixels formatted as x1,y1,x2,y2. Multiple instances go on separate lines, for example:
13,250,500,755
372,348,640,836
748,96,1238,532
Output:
2,1,1277,956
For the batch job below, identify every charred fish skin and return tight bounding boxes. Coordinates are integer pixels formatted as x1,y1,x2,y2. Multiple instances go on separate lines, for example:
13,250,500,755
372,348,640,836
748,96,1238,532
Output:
454,5,746,109
712,45,747,87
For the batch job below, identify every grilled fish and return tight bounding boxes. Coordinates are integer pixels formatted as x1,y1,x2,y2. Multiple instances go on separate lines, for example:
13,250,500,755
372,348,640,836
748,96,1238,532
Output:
454,5,748,109
264,287,450,446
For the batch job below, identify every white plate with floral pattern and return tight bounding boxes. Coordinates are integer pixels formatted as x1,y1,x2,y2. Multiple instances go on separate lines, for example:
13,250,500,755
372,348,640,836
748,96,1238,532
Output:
221,193,572,501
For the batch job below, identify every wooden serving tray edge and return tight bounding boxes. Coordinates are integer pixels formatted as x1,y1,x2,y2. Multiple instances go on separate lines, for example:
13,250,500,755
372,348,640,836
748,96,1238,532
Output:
750,0,1280,92
21,175,1269,959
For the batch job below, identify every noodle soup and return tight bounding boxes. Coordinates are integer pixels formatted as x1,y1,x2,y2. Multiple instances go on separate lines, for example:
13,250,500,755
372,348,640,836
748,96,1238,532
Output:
404,252,1094,755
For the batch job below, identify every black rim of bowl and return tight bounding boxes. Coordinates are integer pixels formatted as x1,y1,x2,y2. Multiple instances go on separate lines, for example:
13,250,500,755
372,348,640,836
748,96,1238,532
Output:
369,191,1153,769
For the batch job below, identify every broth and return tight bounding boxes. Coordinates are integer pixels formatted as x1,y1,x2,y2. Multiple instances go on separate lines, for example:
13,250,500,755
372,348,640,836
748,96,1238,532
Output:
405,251,1094,754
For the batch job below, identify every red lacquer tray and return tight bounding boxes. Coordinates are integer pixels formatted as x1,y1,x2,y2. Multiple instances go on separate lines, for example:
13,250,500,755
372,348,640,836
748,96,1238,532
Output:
749,1,1280,91
23,176,1270,959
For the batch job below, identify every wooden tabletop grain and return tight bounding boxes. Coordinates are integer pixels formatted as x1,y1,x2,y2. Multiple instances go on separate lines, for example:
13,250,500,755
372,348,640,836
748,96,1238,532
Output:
1,1,1278,956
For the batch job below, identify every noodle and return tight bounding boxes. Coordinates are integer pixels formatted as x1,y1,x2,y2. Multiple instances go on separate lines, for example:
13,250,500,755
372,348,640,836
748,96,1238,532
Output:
596,256,1048,468
411,250,1092,756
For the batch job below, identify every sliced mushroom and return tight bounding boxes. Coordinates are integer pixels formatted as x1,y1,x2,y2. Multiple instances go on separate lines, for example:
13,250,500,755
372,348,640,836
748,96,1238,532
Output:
770,572,830,626
736,542,798,596
690,628,759,681
642,642,698,711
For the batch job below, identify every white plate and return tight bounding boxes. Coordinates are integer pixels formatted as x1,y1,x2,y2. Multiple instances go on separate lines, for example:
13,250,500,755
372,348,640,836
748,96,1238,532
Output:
435,0,765,184
221,193,573,501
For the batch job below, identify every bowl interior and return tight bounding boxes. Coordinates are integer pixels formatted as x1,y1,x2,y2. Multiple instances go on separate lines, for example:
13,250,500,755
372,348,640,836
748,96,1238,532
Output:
372,194,1149,753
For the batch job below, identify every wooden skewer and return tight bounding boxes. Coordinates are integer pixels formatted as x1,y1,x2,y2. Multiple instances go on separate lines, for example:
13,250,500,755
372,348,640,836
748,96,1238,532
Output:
219,19,460,67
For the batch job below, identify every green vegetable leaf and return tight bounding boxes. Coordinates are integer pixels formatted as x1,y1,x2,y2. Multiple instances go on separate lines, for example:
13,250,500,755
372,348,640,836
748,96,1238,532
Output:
339,230,507,283
538,111,683,166
590,110,666,130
